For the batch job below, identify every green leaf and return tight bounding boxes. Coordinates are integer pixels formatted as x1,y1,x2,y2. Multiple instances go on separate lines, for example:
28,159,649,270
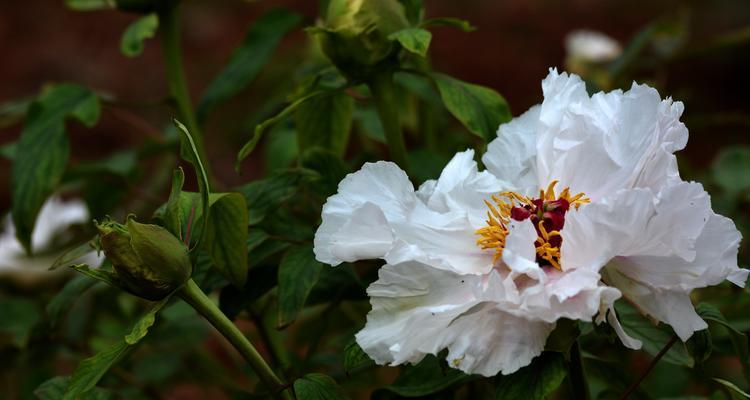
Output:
46,275,99,328
686,329,712,366
205,193,249,287
236,90,330,170
713,378,750,399
71,264,120,288
430,73,511,142
0,298,40,348
64,299,168,399
51,239,99,270
384,355,473,397
64,0,116,11
544,319,581,354
265,124,298,172
197,9,303,122
173,119,211,252
164,167,187,239
388,28,432,57
343,340,374,374
11,84,100,253
237,169,317,225
35,376,114,400
615,300,693,366
277,245,323,328
697,303,750,384
398,0,423,25
300,147,350,196
293,373,348,400
295,91,354,157
420,17,476,32
120,13,158,57
495,352,566,400
0,141,16,160
712,146,750,193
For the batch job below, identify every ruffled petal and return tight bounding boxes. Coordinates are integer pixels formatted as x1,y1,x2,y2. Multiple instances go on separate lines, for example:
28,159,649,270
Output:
356,261,553,377
483,106,541,194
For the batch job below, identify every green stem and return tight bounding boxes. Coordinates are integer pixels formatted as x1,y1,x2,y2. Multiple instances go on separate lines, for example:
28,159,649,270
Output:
568,340,590,400
179,279,294,400
367,71,409,171
157,2,212,181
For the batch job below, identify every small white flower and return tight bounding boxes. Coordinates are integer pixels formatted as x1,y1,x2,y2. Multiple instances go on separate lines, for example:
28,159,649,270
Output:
565,30,622,63
0,196,102,274
313,69,748,376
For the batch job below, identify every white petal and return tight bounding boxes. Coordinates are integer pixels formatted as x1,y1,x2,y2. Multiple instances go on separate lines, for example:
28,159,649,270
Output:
327,202,394,263
483,105,541,193
502,218,541,277
606,305,643,349
356,261,552,377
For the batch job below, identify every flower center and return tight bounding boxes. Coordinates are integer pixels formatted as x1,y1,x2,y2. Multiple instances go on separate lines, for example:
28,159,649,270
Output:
475,181,589,270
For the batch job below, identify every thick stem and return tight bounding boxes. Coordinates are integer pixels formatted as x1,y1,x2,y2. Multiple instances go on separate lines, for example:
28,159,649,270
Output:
367,71,409,171
179,279,294,400
158,2,212,181
568,340,590,400
619,335,677,400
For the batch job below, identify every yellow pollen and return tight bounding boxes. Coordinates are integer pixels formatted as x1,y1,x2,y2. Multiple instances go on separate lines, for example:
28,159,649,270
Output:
475,181,589,270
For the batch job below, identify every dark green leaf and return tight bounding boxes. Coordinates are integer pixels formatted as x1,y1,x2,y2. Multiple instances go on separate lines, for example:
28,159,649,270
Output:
420,17,476,32
35,376,114,400
0,298,40,348
173,119,210,252
388,28,432,57
0,141,16,160
295,91,354,157
265,124,298,172
494,352,566,400
64,0,116,11
71,264,120,288
198,9,303,121
46,275,99,328
236,90,330,170
164,167,187,239
51,240,99,270
237,169,317,225
398,0,423,25
431,73,511,142
205,193,249,287
697,303,750,384
384,355,473,397
544,319,581,354
343,340,374,374
712,146,750,193
120,13,158,57
12,84,99,253
686,329,712,366
294,373,348,400
615,301,693,366
64,299,168,399
278,245,323,328
300,147,350,195
713,378,750,399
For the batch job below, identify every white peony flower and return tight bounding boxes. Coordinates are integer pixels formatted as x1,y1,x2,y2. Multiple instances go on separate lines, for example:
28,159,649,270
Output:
313,69,748,376
565,30,622,63
0,196,103,275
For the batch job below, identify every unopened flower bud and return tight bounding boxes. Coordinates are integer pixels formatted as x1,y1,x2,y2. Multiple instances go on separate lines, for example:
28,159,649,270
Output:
96,217,191,300
316,0,409,80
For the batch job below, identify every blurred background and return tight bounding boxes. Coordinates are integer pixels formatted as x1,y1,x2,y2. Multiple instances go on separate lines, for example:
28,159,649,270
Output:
2,0,750,398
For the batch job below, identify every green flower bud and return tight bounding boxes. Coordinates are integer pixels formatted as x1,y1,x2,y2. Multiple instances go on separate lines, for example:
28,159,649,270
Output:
96,217,191,300
317,0,410,80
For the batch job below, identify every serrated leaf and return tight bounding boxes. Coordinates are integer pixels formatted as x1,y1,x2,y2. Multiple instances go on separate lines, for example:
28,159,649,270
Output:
237,169,317,225
697,303,750,384
11,84,99,253
120,13,158,57
295,91,354,157
430,73,511,142
205,192,249,287
198,9,302,122
277,245,322,328
420,17,476,32
384,355,473,397
388,28,432,57
343,340,374,374
63,299,168,399
495,352,566,400
294,373,348,400
300,147,350,196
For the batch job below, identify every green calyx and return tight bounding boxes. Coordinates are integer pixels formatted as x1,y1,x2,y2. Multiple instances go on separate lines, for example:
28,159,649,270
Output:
315,0,409,80
96,217,192,301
